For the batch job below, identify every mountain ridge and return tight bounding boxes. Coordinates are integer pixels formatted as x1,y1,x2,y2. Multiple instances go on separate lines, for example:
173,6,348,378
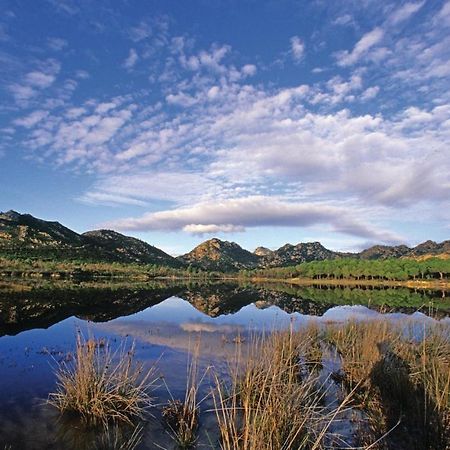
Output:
0,210,182,267
1,210,448,271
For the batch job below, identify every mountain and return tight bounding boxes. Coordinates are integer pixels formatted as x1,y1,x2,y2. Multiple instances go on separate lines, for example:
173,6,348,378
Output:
259,242,342,268
0,210,181,267
358,244,411,260
178,238,260,272
0,210,84,259
409,240,450,257
82,230,183,267
359,241,450,260
1,210,448,271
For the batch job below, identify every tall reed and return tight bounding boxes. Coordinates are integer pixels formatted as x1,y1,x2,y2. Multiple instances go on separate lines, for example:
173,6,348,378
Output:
212,328,353,450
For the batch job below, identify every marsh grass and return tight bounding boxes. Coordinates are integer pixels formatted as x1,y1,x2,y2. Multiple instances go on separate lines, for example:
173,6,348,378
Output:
161,341,212,449
325,320,450,449
48,334,156,426
94,423,143,450
211,327,355,450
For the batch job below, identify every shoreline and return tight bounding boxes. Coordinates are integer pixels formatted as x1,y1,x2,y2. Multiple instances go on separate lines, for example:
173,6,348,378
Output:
244,276,450,290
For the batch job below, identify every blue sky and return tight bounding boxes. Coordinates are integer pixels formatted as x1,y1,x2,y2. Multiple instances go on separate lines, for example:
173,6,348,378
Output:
0,0,449,255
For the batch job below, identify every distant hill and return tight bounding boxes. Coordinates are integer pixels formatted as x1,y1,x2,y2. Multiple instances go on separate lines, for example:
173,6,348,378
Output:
178,238,260,272
359,241,450,260
1,210,448,271
0,210,182,267
358,244,411,260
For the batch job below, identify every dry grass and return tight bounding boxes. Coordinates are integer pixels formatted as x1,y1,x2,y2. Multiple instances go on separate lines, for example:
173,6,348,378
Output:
94,423,143,450
325,320,450,449
162,399,199,448
161,342,212,448
211,328,354,450
48,334,156,426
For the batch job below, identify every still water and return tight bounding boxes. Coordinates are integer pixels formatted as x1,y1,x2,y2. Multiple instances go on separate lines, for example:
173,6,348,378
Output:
0,281,448,449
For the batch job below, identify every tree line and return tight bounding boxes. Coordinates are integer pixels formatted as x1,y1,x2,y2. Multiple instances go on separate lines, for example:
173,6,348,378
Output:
238,258,450,281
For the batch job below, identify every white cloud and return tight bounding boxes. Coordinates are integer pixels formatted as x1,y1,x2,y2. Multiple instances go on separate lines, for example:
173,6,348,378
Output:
437,1,450,24
47,37,68,51
8,84,36,103
14,110,49,128
25,71,56,88
129,21,152,42
360,86,380,101
8,59,61,105
104,196,404,243
389,1,424,25
183,224,245,235
333,14,354,27
290,36,305,62
75,69,89,79
241,64,257,76
123,48,139,69
336,28,384,66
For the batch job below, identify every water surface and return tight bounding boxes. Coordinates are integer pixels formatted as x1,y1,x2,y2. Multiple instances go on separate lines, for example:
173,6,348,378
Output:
0,280,448,449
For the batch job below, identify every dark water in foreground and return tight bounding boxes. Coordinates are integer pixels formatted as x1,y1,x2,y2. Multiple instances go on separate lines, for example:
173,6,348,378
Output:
0,280,448,449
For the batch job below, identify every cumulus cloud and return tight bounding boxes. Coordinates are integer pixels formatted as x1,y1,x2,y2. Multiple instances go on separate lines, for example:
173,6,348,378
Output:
123,48,138,69
389,1,424,25
104,196,404,243
129,20,153,42
13,110,49,128
360,86,380,101
8,59,60,105
290,36,305,62
47,37,68,51
25,71,56,88
336,28,384,66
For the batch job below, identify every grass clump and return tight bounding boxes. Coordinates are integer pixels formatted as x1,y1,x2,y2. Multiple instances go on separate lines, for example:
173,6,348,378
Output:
212,328,352,450
48,334,155,426
162,399,199,448
161,344,207,449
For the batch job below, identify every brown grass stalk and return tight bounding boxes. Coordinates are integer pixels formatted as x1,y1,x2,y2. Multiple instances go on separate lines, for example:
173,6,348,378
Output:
48,334,156,426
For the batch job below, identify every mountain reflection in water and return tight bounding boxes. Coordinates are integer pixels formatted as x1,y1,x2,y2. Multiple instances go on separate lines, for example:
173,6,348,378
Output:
0,281,448,336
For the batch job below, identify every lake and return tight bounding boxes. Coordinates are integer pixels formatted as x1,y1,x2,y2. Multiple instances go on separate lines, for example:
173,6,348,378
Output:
0,280,448,449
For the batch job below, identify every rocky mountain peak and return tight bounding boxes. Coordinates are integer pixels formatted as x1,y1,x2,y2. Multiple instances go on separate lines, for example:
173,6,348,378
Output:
254,246,273,257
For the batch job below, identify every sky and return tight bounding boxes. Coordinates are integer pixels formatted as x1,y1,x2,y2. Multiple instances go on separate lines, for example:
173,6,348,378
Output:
0,0,449,256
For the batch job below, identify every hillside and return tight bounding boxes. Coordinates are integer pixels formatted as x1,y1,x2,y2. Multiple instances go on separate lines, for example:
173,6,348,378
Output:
0,210,85,259
82,230,183,267
0,211,181,267
258,242,342,268
178,238,260,272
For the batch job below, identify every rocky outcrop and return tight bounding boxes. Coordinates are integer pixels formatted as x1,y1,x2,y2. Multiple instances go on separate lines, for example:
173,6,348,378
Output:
178,238,260,272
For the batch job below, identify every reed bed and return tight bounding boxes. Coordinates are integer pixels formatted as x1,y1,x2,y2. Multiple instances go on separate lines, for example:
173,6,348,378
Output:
211,328,354,450
48,334,156,426
46,320,450,449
